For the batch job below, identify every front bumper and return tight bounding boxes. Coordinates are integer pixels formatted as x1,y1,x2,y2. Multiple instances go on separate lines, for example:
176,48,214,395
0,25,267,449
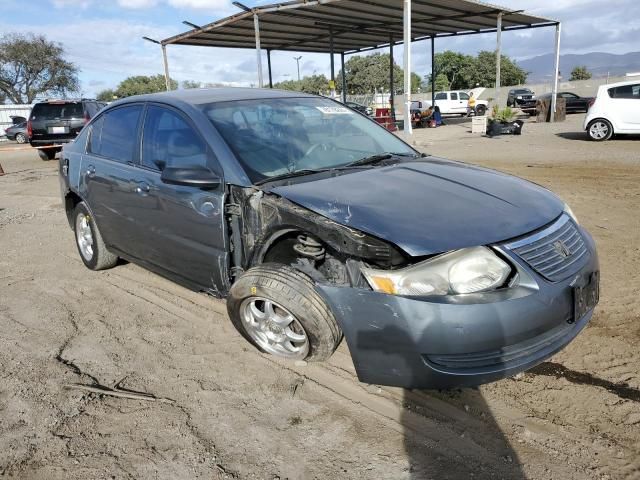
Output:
319,227,599,389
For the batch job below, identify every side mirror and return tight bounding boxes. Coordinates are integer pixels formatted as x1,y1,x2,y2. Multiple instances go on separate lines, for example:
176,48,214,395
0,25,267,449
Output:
160,166,221,188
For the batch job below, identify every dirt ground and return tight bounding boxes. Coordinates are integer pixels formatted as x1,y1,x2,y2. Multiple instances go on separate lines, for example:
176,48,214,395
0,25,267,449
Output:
0,113,639,480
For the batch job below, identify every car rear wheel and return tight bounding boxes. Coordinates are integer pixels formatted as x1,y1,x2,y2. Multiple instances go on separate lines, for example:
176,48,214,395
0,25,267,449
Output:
38,148,58,161
15,133,26,144
588,119,613,141
227,264,342,362
73,202,118,271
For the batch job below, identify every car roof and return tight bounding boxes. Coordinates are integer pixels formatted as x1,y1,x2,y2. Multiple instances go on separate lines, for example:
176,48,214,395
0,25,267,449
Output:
110,87,318,108
600,79,640,89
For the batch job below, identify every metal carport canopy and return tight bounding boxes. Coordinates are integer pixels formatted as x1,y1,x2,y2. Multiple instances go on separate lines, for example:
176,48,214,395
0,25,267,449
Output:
158,0,560,132
161,0,556,53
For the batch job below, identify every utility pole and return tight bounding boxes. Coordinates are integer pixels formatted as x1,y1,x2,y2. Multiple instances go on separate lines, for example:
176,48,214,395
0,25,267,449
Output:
294,56,302,81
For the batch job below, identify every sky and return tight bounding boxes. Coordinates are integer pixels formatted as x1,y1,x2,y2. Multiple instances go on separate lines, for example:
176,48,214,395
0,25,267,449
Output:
1,0,639,96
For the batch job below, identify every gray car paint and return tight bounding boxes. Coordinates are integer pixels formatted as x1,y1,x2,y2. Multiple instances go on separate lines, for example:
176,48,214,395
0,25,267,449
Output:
59,88,599,389
271,158,565,257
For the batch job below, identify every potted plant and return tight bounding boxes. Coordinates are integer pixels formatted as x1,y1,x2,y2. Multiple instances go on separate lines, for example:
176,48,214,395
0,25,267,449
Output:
486,106,524,136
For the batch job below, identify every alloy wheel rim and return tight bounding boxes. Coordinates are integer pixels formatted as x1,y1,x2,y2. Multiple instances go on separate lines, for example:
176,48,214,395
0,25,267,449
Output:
240,297,309,360
76,214,94,261
16,134,26,144
590,122,608,139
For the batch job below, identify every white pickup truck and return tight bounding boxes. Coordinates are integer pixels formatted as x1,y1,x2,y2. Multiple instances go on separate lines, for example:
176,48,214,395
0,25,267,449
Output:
426,91,489,116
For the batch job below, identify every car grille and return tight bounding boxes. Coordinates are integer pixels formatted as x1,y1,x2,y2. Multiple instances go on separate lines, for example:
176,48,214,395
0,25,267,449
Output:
503,215,589,281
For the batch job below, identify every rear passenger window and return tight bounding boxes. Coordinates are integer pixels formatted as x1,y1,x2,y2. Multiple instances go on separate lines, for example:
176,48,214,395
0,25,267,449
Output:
93,105,142,163
142,106,208,171
451,93,458,100
88,115,104,154
608,84,640,99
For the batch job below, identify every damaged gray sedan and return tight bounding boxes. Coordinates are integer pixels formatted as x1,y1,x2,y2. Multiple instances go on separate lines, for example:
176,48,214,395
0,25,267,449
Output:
59,88,599,389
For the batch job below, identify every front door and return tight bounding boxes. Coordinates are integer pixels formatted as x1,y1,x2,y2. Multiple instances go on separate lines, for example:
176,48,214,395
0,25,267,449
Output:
133,104,228,293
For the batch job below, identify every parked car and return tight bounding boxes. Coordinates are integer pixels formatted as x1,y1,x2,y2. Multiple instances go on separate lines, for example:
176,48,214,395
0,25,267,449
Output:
344,101,373,116
28,98,102,160
539,92,595,113
584,81,640,141
507,88,537,114
432,91,488,116
60,88,599,389
4,121,28,143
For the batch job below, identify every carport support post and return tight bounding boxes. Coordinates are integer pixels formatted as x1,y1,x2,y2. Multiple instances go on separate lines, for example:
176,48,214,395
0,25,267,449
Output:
389,36,395,121
550,23,562,122
267,49,273,88
329,26,336,98
430,36,435,105
254,14,264,88
495,12,502,104
161,44,170,91
341,52,347,103
403,0,412,137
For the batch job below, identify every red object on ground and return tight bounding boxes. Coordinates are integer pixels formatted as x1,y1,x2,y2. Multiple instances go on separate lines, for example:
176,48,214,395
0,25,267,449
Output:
0,162,5,176
374,108,397,132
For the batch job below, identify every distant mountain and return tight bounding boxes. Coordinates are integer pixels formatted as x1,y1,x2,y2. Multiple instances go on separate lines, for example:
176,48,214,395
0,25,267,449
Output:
517,51,640,83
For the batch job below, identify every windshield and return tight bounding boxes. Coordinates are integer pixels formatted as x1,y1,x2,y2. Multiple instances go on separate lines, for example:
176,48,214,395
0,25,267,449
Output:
202,97,415,183
32,103,83,120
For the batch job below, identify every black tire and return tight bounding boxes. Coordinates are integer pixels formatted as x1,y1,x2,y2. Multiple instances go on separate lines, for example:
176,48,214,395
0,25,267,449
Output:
227,264,342,362
15,133,26,144
38,148,58,161
72,202,118,271
587,119,613,142
475,105,487,116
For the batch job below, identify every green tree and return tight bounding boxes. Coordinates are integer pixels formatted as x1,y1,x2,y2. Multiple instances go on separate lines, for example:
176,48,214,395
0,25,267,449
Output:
274,74,330,94
473,50,528,87
426,51,475,91
182,80,201,89
0,33,79,104
426,50,527,90
114,74,177,98
336,53,422,94
96,89,117,102
570,66,592,81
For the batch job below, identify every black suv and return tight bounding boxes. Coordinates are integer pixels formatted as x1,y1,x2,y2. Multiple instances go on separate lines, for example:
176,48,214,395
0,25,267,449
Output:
506,88,537,114
28,99,102,160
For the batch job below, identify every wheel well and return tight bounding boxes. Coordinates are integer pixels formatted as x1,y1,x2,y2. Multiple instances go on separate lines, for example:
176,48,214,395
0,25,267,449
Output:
588,117,613,129
64,191,83,227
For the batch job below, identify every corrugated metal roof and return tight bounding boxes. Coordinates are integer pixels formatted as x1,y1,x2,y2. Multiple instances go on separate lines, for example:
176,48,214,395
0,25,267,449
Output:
162,0,557,53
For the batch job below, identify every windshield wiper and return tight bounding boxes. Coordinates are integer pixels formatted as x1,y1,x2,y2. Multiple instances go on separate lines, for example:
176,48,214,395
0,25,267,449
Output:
345,151,422,167
254,168,334,186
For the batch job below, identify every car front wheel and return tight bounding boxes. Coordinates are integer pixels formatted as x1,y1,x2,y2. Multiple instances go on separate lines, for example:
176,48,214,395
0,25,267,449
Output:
73,202,118,270
475,105,487,116
227,264,342,362
588,119,613,141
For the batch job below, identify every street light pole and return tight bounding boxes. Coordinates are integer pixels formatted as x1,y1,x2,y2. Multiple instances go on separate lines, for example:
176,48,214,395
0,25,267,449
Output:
294,56,302,81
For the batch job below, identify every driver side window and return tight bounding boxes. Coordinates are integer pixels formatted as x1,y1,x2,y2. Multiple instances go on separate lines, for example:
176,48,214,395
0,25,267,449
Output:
142,105,209,171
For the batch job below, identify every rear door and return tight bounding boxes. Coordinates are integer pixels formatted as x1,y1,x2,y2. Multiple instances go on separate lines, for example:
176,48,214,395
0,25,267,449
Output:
609,84,640,130
80,104,145,252
131,104,228,292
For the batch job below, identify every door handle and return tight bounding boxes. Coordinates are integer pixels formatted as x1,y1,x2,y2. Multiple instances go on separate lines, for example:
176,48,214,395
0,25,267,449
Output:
86,165,96,178
135,182,150,195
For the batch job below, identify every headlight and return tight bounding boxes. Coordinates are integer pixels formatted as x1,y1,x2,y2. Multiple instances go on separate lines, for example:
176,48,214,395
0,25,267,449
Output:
516,95,523,99
361,247,511,297
564,203,579,224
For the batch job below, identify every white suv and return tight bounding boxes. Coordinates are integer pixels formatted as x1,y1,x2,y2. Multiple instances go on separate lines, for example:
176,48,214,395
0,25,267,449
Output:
431,91,489,116
584,80,640,141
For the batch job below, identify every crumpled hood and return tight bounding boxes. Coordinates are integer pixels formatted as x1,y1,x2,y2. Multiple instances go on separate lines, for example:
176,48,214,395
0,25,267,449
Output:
270,158,564,257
